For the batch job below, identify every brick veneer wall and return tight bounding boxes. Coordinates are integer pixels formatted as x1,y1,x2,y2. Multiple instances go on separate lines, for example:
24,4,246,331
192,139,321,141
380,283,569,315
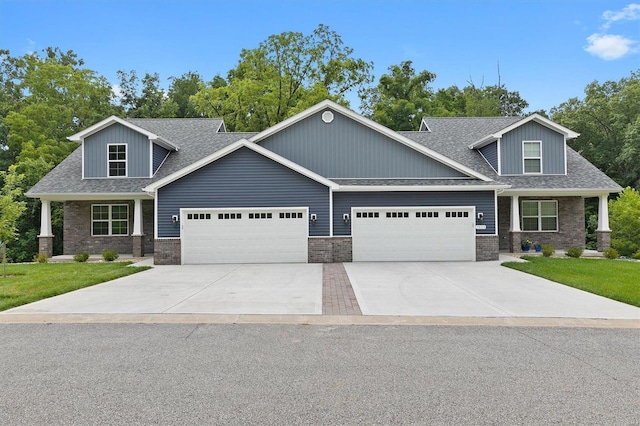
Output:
63,200,154,255
476,235,499,261
498,196,585,252
154,239,181,264
308,237,353,263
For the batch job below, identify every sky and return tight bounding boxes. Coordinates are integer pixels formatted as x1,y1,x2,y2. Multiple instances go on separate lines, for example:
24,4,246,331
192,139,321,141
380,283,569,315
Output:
0,0,638,114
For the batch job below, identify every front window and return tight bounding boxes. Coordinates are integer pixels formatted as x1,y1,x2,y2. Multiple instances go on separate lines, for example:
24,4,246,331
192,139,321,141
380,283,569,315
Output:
92,204,129,236
522,200,557,231
523,141,542,174
108,144,127,177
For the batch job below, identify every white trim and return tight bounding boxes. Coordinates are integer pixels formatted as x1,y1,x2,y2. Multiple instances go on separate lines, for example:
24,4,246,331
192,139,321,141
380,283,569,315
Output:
143,139,339,192
502,189,621,197
81,142,85,179
154,194,159,240
329,188,334,237
107,143,128,178
67,115,179,151
38,199,53,237
563,136,568,175
25,193,154,201
468,113,580,149
336,184,509,192
493,190,499,236
510,196,521,232
149,139,153,178
249,100,492,181
152,150,171,177
597,194,610,232
419,118,431,132
522,140,542,174
496,137,502,175
132,199,143,236
477,147,499,174
215,121,226,133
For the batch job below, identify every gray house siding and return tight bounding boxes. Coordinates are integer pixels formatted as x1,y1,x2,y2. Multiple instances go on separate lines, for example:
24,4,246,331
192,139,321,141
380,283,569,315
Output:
156,147,330,238
84,123,150,178
500,121,565,175
479,142,499,172
333,191,496,235
260,109,467,179
153,144,170,174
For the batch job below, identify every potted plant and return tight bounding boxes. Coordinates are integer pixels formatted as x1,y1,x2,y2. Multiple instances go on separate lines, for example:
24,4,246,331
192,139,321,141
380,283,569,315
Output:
534,243,542,252
521,239,532,251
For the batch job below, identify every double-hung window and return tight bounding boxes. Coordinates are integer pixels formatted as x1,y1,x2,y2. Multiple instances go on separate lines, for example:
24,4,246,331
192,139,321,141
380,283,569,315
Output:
523,141,542,174
92,204,129,236
521,200,557,231
108,144,127,177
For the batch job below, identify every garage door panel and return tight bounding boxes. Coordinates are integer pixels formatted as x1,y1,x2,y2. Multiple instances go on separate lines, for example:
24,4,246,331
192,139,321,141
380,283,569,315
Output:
352,207,475,262
182,208,308,264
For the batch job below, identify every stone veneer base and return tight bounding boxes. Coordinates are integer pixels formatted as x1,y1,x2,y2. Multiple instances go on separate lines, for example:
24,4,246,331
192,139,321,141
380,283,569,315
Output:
38,236,54,258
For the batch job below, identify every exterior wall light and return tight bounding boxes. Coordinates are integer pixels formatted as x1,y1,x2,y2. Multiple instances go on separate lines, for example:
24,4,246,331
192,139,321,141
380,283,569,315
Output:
172,214,179,224
343,213,350,223
310,213,317,222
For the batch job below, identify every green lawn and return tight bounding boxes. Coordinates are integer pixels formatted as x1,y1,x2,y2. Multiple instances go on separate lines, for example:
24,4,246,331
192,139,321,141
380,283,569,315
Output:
0,262,151,311
503,256,640,307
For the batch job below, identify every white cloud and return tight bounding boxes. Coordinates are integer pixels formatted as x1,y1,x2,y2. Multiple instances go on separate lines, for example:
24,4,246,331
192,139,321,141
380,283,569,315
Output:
602,3,640,29
584,33,638,60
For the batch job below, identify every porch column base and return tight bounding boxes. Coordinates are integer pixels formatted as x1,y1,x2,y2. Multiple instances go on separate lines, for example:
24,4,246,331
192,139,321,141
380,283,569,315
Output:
509,231,523,253
132,235,144,258
38,236,54,258
596,231,611,252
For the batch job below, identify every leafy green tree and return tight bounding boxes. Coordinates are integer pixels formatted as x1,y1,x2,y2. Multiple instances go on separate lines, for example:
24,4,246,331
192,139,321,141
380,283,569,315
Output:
609,187,640,256
116,70,178,118
168,71,204,117
0,165,26,275
360,61,436,130
191,24,373,131
551,70,640,188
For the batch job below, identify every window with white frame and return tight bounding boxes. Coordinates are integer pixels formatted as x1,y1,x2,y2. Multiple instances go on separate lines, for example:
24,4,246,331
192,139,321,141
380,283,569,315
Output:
108,144,127,177
521,200,557,231
523,141,542,174
92,204,129,236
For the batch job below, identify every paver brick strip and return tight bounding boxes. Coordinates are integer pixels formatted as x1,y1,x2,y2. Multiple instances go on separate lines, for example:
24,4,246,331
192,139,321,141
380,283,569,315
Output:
322,263,362,315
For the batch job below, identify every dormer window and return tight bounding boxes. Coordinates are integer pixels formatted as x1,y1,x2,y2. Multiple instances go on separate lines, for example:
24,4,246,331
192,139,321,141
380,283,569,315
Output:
108,144,127,177
523,141,542,174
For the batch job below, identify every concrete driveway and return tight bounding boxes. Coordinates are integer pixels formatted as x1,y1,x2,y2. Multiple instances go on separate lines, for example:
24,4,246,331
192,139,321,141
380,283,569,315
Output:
4,259,640,319
344,261,640,319
5,264,323,315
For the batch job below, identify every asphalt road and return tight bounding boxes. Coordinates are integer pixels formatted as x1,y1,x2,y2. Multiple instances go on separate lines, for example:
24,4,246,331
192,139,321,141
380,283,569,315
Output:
1,324,638,425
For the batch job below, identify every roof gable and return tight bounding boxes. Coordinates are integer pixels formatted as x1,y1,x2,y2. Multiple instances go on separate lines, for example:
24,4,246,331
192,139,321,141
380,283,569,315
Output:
251,100,491,181
143,139,338,193
67,116,179,151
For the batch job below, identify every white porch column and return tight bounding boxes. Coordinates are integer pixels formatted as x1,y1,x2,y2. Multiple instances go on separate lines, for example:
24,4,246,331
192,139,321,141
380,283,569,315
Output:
132,198,143,236
510,195,521,232
38,199,53,237
597,194,610,231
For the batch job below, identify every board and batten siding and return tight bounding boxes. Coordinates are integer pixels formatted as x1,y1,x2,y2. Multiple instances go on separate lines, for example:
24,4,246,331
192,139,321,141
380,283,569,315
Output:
333,191,496,235
153,143,170,174
500,121,565,175
479,142,499,172
84,123,150,178
156,147,331,238
260,109,467,179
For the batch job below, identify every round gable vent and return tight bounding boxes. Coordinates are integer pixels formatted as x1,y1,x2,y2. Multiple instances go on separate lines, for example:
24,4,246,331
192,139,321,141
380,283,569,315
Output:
321,110,334,123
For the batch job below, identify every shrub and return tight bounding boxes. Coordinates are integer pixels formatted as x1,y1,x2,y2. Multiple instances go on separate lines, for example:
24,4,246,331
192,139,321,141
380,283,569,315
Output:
33,252,48,263
73,251,90,262
602,248,619,259
541,244,555,257
565,247,583,258
632,250,640,260
611,238,639,258
102,250,119,262
609,187,640,257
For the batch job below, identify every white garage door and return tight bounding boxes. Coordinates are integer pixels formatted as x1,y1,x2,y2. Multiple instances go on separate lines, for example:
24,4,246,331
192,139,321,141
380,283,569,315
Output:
352,206,476,262
181,208,308,264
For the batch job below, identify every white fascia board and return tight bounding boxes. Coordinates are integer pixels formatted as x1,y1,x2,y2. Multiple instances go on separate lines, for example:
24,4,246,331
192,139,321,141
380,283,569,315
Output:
501,188,622,197
336,184,510,192
419,118,431,132
250,99,492,182
468,114,580,150
143,139,339,193
216,120,226,133
68,116,179,151
24,192,153,201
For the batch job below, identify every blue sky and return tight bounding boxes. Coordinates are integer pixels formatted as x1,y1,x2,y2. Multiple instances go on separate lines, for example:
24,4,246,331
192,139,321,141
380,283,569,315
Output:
1,0,638,113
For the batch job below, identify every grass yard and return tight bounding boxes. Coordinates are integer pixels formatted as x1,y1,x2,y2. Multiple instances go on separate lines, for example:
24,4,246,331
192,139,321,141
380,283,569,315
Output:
503,256,640,307
0,262,151,311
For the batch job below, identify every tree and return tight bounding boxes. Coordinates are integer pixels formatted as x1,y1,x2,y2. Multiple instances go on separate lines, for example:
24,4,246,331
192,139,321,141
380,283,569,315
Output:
360,61,436,130
0,165,26,276
191,24,373,131
551,70,640,188
608,187,640,256
116,70,178,118
168,71,204,117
